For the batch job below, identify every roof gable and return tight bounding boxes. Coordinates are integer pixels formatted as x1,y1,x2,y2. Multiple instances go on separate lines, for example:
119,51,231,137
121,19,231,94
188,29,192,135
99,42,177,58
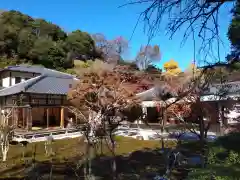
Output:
1,65,77,79
0,76,43,96
0,65,79,96
136,85,177,101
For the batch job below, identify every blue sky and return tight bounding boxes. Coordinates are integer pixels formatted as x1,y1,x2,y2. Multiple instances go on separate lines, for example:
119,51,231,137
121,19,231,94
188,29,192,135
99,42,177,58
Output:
1,0,235,70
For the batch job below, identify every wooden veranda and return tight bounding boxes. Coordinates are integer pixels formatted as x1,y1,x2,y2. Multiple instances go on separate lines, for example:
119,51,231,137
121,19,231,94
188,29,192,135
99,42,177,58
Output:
0,92,74,132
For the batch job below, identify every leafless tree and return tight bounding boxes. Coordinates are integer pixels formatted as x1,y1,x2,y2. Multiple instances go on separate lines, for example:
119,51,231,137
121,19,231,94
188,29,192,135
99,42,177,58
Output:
161,66,240,169
0,95,27,162
44,134,54,156
0,107,15,162
121,0,235,63
135,45,161,70
92,33,129,64
68,62,144,179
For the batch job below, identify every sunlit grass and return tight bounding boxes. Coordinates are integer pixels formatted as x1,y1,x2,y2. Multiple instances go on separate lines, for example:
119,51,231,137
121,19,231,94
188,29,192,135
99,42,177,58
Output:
0,136,177,178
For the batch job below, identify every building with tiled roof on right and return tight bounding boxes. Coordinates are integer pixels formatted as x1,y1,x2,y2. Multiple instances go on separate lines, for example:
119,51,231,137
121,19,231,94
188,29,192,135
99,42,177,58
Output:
200,69,240,134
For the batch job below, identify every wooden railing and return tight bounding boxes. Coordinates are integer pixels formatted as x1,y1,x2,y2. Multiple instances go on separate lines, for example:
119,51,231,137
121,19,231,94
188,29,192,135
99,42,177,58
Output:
13,127,83,143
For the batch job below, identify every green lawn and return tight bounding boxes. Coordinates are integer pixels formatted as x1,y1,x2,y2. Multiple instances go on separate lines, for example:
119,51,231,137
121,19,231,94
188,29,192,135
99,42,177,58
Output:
3,137,165,162
3,132,239,179
0,137,179,179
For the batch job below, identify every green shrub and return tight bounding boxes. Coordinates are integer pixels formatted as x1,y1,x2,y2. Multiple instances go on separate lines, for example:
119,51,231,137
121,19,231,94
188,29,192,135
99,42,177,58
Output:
64,68,76,75
208,146,226,165
226,150,240,164
187,133,240,179
74,60,94,68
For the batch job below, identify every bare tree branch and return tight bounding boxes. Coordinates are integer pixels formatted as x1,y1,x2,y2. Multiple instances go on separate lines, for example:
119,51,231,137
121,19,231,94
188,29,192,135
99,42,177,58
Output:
122,0,235,63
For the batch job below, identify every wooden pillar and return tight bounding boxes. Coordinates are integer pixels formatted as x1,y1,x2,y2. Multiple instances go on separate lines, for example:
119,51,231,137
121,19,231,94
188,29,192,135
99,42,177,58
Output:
141,106,147,124
221,105,227,126
12,108,15,126
0,109,2,126
60,107,64,128
22,108,25,127
75,113,77,125
218,103,223,127
14,108,19,127
162,109,167,132
46,108,49,129
26,108,28,130
27,107,32,131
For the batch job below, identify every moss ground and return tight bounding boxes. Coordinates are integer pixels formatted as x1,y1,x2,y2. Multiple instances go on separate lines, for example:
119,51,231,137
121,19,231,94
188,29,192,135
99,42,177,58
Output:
0,137,180,179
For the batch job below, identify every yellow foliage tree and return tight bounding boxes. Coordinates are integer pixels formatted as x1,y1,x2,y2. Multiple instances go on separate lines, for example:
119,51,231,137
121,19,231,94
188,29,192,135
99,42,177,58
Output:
163,59,181,75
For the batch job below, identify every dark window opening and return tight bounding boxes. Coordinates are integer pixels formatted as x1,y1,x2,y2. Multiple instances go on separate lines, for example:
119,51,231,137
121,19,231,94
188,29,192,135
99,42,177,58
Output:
15,77,21,84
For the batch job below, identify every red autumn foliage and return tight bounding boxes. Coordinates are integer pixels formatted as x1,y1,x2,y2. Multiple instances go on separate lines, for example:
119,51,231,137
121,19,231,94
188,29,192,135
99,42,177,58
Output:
67,65,156,122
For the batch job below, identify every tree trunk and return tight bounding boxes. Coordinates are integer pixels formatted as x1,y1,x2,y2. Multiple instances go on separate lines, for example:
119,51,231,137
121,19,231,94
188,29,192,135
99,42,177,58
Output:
109,134,117,180
49,157,53,180
83,149,87,179
112,143,117,179
88,144,93,178
84,137,96,180
198,115,206,168
2,145,8,162
22,145,25,160
161,110,167,149
84,140,90,180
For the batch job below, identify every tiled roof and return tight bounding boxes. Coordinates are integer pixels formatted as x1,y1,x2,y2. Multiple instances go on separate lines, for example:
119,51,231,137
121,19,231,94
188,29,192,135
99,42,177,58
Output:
26,76,75,95
1,65,77,79
203,81,240,96
0,65,78,96
0,75,77,96
0,76,42,96
136,85,177,101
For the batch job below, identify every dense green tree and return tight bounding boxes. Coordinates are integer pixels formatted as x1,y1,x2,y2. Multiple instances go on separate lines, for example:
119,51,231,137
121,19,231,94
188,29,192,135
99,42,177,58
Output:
17,28,36,58
32,19,67,41
47,43,67,69
0,10,33,29
0,24,19,57
66,30,96,60
228,0,240,63
28,38,55,66
0,10,98,70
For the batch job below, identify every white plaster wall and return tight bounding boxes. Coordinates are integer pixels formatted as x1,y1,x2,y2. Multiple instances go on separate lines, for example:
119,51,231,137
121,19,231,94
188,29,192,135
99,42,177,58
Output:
1,71,38,87
11,77,15,85
225,104,240,124
209,81,240,94
2,77,10,87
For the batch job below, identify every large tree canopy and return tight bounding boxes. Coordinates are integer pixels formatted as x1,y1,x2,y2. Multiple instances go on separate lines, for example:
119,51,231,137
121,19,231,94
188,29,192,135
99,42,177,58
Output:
228,0,240,63
66,30,96,60
0,10,98,69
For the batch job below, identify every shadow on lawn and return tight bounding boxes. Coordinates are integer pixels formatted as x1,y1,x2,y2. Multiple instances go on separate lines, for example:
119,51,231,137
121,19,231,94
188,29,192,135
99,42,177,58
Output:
181,132,240,180
0,148,189,180
214,132,240,152
4,131,239,180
